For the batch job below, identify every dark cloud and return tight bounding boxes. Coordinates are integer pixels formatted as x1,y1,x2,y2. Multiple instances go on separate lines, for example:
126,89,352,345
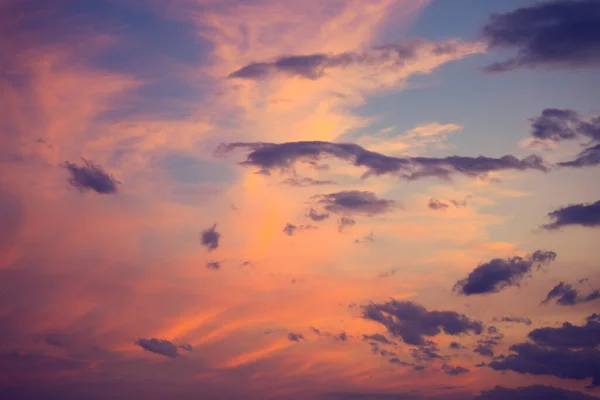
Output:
206,261,221,270
482,0,600,72
492,316,532,325
410,343,445,362
528,316,600,349
200,223,220,251
453,250,557,295
216,141,548,181
178,344,193,352
559,144,600,167
543,200,600,229
44,334,66,348
338,216,356,232
489,342,600,387
362,300,483,346
228,39,465,81
308,208,330,222
288,332,305,342
541,282,600,306
314,190,396,216
449,341,464,350
283,223,317,236
281,177,336,187
428,198,449,210
474,385,600,400
64,159,119,194
135,338,179,358
362,334,392,345
441,364,469,376
474,329,504,358
335,332,348,342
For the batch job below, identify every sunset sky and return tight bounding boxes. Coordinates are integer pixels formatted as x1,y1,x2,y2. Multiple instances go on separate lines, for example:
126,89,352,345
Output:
1,0,600,399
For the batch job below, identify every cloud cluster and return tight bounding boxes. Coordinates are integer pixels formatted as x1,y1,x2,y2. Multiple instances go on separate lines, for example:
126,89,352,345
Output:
362,300,483,346
453,250,557,295
283,223,317,236
217,141,548,181
482,0,600,72
541,282,600,306
490,315,600,387
543,200,600,230
64,159,120,194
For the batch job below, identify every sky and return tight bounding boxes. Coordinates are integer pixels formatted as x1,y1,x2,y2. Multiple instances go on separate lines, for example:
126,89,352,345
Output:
1,0,600,399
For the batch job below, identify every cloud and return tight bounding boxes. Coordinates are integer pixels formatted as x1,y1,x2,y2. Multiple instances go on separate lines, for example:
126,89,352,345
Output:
441,364,469,376
482,0,600,72
362,334,392,345
474,385,600,400
135,338,180,358
338,216,356,232
492,316,532,326
489,342,600,387
288,332,305,342
307,208,330,222
428,198,449,210
63,159,120,194
179,344,193,352
543,200,600,229
558,144,600,168
449,341,464,350
355,232,375,244
453,250,557,295
217,141,548,181
281,177,336,187
362,300,483,346
228,39,480,81
541,282,600,306
527,316,600,349
313,190,396,216
200,223,221,251
206,261,221,270
410,343,444,362
283,223,317,236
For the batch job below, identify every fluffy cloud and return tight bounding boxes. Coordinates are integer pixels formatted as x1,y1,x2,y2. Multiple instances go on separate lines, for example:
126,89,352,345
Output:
217,141,548,180
314,190,396,216
441,364,469,376
288,332,305,342
428,198,449,210
63,159,119,194
453,250,557,295
362,300,483,346
528,315,600,348
283,223,317,236
482,0,600,72
543,200,600,229
307,208,330,222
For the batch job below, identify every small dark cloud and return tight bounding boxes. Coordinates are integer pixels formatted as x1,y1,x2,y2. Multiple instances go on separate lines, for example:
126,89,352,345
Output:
410,343,444,362
441,364,469,376
453,250,557,295
335,332,348,342
428,198,449,210
489,342,600,387
474,385,600,400
338,216,356,232
528,316,600,349
449,341,464,350
283,223,317,236
543,200,600,229
281,177,336,187
178,344,193,352
200,223,220,251
206,261,221,270
481,0,600,72
362,300,483,346
308,208,330,222
288,332,305,342
362,334,392,345
135,338,179,358
541,281,600,306
474,344,495,358
492,316,532,326
64,159,119,194
314,190,396,216
216,141,548,181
